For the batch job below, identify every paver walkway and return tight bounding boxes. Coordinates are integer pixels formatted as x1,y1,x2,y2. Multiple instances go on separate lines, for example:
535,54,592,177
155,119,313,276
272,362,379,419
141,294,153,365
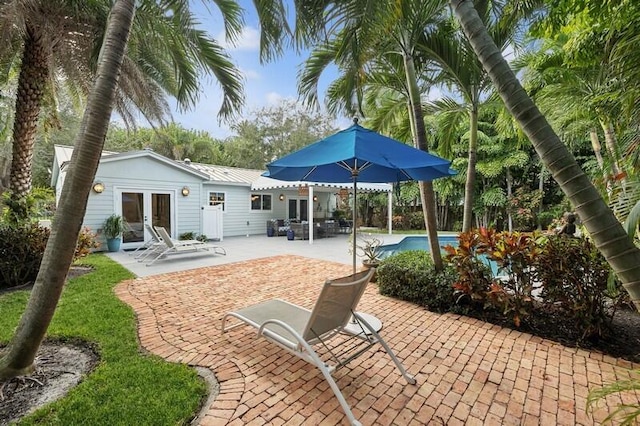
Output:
115,255,639,425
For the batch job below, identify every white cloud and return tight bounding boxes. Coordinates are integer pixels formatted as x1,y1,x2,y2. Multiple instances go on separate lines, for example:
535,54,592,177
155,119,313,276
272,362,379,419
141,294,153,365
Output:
240,68,261,80
265,92,285,105
218,26,260,51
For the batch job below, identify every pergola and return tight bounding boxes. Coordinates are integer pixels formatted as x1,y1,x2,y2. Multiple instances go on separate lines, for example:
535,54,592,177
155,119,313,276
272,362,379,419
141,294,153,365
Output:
251,175,393,244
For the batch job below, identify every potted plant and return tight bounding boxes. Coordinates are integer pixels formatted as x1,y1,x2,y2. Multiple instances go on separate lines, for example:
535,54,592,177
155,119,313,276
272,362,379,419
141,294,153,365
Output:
103,214,125,252
358,235,383,268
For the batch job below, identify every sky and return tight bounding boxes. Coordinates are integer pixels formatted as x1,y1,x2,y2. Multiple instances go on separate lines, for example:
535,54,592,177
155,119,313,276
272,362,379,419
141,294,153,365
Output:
168,1,345,139
166,1,458,140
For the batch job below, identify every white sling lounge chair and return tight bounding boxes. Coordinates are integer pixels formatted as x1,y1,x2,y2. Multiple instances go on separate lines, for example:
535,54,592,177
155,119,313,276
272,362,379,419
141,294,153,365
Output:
145,226,226,266
221,268,416,426
130,224,164,260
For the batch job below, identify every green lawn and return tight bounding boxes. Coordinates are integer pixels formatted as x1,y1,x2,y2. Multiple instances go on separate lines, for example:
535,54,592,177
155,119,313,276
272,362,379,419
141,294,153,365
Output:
0,254,207,425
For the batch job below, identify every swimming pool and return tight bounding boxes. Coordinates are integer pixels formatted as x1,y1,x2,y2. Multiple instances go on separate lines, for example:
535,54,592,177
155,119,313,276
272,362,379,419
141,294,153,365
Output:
377,235,459,258
378,235,500,276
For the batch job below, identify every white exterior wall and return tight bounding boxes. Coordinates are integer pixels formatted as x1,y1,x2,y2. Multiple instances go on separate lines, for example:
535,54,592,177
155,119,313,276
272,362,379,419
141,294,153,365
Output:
54,149,347,245
80,157,204,246
202,184,291,236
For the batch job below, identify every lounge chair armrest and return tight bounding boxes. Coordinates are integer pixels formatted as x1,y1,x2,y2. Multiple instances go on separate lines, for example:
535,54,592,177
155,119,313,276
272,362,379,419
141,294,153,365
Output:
258,319,316,352
258,319,296,336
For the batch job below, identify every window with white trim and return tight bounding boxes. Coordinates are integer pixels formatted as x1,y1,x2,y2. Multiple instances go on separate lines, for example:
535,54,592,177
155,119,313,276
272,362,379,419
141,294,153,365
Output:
208,192,226,211
251,193,272,211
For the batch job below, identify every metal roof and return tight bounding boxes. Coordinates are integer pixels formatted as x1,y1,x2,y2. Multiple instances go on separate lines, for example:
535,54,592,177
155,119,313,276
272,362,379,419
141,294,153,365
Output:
186,162,264,186
52,146,391,191
54,144,118,164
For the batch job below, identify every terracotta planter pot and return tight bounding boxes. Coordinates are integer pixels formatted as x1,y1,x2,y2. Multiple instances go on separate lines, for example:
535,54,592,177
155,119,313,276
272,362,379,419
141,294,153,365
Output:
361,260,380,282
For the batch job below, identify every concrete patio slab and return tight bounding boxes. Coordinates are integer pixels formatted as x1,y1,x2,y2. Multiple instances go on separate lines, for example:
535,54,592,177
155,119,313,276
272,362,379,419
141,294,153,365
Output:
114,255,640,425
107,233,407,277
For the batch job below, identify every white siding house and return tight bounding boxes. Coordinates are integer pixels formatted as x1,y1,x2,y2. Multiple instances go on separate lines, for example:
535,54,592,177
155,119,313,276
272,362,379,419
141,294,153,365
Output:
52,145,391,251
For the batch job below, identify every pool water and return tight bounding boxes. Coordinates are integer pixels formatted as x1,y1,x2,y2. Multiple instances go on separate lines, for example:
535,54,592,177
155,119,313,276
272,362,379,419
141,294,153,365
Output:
378,235,500,276
377,235,459,257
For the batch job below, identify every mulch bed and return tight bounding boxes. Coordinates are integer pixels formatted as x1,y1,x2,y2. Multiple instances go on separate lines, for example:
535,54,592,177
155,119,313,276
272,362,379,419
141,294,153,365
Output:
467,305,640,363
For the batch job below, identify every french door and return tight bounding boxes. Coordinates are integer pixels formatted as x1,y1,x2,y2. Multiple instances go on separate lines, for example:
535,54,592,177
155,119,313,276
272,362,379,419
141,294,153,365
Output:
118,189,173,249
288,198,308,221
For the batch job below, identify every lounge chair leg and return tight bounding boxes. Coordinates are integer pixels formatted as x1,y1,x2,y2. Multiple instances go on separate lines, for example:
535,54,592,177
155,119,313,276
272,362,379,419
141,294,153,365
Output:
260,319,364,426
353,312,417,385
304,343,362,426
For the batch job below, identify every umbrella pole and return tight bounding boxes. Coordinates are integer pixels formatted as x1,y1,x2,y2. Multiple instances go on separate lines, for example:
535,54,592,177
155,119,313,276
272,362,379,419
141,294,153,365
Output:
352,177,357,275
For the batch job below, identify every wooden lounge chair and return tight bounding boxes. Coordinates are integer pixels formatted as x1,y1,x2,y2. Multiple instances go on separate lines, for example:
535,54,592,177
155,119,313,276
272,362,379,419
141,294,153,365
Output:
221,268,416,426
145,226,226,266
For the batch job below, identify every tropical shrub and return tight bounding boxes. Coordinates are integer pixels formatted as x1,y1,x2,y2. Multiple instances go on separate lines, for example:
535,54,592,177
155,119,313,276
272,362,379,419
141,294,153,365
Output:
443,231,493,308
377,250,457,312
508,187,543,231
179,232,208,242
0,224,99,289
1,192,37,225
408,211,426,229
31,186,56,218
476,229,544,327
76,227,100,258
445,229,544,326
0,222,49,289
536,210,557,231
444,228,618,331
179,231,196,240
392,215,409,230
534,235,616,339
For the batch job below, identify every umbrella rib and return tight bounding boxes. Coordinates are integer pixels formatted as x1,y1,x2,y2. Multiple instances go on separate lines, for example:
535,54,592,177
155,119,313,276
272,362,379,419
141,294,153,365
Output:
398,169,412,181
338,160,372,176
302,166,318,181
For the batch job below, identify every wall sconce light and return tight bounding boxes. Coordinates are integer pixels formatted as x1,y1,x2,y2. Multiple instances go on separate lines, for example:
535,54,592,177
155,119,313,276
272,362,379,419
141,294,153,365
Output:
92,182,105,194
279,194,285,201
313,195,318,202
181,186,190,197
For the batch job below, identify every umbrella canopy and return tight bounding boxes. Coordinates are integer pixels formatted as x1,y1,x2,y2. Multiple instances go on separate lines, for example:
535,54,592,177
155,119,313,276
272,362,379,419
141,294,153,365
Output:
265,119,456,273
266,120,455,183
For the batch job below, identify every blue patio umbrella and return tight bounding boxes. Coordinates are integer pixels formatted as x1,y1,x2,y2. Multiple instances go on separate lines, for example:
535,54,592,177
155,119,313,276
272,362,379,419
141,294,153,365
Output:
265,119,456,273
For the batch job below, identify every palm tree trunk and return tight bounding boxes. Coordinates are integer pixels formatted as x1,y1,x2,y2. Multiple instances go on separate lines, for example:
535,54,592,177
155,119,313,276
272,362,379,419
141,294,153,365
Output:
599,119,623,178
8,25,49,200
537,166,545,229
0,0,136,379
404,51,443,270
506,167,513,232
589,128,611,191
462,102,478,232
589,128,605,170
451,0,640,311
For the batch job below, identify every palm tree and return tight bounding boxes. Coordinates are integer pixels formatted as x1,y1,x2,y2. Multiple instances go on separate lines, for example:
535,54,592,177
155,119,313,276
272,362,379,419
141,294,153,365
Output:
1,0,244,203
516,41,627,184
420,6,517,232
449,0,640,310
0,0,346,379
298,0,450,270
0,0,322,378
0,0,137,379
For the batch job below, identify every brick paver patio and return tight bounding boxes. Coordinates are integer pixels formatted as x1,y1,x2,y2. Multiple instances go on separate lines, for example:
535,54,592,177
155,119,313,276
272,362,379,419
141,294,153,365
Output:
115,255,639,425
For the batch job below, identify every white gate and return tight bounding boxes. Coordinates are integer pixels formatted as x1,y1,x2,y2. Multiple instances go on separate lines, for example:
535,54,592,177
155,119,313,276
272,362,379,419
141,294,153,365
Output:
202,204,223,241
